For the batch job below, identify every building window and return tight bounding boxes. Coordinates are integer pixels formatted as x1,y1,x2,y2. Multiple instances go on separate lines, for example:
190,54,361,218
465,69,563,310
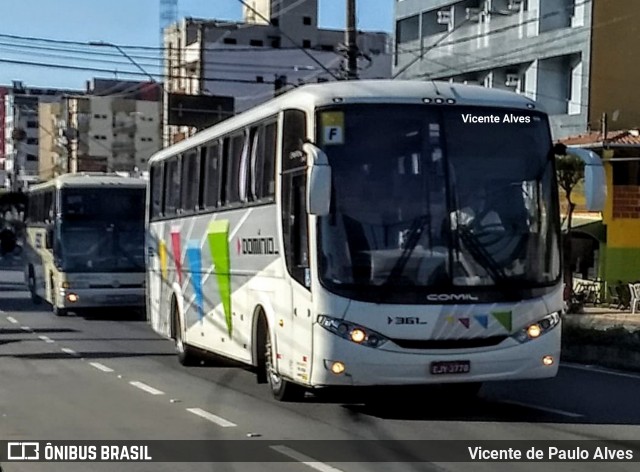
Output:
396,14,420,44
27,120,38,128
271,18,279,27
271,37,281,48
302,39,311,48
250,39,264,47
303,16,312,25
26,154,37,162
26,138,38,145
223,38,237,45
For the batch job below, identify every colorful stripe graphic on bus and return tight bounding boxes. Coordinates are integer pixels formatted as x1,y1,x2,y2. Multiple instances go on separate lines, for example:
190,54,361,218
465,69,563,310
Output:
444,311,512,332
159,239,168,280
186,241,204,321
170,227,183,285
491,311,512,332
207,220,232,337
473,314,489,329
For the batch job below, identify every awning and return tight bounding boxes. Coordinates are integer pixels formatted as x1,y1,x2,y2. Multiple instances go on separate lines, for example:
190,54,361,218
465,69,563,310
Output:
562,215,605,242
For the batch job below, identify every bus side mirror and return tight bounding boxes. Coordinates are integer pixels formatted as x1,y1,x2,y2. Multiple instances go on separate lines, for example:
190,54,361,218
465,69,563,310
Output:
304,142,332,216
565,146,607,212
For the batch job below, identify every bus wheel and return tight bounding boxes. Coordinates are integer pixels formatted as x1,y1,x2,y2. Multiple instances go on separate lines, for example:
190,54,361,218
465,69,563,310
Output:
173,301,199,366
264,330,305,402
27,269,41,304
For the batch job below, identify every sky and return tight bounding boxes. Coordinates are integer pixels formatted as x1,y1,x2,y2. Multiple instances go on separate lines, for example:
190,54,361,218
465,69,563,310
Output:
0,0,394,90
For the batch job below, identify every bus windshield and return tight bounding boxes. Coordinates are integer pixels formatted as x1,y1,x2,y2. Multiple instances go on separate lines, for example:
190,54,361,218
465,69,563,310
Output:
317,104,560,300
56,188,145,273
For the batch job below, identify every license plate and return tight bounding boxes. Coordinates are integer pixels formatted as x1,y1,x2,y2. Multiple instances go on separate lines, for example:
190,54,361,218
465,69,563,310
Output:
430,360,471,375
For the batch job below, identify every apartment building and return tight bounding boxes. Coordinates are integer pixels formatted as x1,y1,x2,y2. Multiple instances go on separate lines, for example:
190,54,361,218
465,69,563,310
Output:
2,82,81,189
163,0,391,145
39,94,161,181
394,0,640,139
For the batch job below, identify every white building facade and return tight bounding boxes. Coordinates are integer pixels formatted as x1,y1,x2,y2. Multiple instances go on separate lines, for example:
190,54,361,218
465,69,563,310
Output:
163,0,392,145
394,0,591,139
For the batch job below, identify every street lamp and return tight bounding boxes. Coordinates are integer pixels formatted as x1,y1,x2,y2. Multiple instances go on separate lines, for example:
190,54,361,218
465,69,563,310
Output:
88,41,156,83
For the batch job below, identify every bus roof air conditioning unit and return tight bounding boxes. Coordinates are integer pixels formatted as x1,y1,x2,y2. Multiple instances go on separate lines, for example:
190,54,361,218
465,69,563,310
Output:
466,8,482,22
505,73,519,87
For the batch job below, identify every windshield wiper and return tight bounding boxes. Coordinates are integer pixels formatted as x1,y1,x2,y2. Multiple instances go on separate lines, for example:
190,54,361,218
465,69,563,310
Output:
457,227,508,283
381,215,430,286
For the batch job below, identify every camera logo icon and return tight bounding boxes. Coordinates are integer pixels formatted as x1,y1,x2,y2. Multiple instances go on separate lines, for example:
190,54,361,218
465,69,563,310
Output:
7,442,40,460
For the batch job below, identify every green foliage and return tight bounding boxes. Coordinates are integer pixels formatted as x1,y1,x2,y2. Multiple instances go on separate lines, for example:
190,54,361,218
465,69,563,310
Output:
563,324,640,352
555,154,585,196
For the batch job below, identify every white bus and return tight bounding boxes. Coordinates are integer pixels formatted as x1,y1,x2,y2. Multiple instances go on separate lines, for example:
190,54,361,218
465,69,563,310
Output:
146,80,587,401
25,173,147,316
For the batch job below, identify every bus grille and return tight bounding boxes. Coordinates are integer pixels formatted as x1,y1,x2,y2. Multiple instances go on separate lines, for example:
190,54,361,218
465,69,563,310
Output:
390,336,508,350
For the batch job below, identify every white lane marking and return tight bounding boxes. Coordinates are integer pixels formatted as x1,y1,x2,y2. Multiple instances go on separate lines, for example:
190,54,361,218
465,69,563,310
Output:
129,381,165,396
7,316,18,324
500,400,583,418
61,348,78,356
564,363,640,380
21,326,31,331
270,445,344,472
186,408,236,427
38,335,55,344
89,362,114,373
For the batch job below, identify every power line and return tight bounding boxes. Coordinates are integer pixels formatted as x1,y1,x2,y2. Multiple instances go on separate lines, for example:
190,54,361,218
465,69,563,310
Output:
0,57,288,85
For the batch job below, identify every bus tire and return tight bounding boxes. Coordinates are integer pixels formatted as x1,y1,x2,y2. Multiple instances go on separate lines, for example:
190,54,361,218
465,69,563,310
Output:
173,299,199,366
53,306,68,317
264,328,305,402
27,268,41,304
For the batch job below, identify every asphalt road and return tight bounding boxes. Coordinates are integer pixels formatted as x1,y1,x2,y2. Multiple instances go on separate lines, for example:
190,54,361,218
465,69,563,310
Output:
1,262,640,472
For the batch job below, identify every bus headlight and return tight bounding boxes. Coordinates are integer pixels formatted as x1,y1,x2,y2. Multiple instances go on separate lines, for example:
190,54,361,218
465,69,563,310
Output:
317,315,388,348
512,312,561,343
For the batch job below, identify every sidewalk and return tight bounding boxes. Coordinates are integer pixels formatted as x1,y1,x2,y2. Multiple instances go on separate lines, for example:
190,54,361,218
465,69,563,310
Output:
564,306,640,331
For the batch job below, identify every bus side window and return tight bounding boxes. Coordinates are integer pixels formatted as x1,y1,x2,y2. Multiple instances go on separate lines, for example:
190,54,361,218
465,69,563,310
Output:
251,121,277,201
164,157,181,216
225,133,245,206
246,126,261,202
150,164,164,219
203,142,221,209
180,149,200,213
281,109,309,287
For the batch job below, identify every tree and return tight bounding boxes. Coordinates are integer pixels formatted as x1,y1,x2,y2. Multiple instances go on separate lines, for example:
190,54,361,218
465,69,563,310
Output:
556,151,585,311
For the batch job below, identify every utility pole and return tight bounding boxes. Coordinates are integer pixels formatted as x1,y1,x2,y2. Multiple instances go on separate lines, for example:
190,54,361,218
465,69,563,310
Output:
346,0,359,80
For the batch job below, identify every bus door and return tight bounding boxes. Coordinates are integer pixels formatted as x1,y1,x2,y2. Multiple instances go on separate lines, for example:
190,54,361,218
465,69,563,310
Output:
281,109,313,383
148,165,166,333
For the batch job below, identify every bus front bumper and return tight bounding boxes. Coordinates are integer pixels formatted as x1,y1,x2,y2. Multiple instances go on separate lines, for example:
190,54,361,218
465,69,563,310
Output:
309,324,561,387
58,288,145,309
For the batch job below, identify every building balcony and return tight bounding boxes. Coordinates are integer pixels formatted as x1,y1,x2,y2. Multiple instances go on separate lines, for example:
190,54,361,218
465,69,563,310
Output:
112,141,135,152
